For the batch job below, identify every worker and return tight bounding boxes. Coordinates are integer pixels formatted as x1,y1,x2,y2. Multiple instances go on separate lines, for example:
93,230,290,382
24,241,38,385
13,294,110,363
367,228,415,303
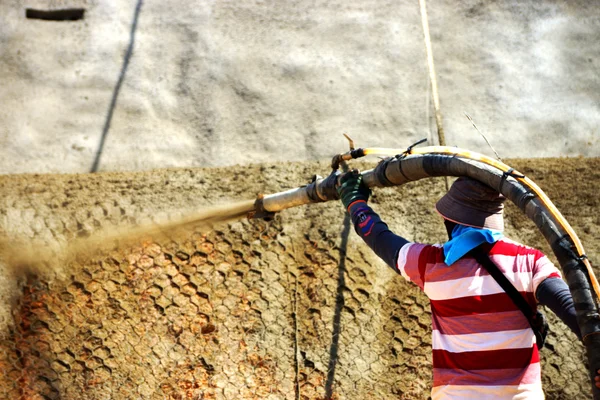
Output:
337,171,583,399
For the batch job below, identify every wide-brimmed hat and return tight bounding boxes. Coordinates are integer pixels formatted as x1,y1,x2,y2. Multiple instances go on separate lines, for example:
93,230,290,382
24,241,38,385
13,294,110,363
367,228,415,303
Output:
435,177,506,231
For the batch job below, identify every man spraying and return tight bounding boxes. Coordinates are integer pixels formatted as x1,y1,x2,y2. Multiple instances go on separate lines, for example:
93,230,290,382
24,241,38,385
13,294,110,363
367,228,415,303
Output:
337,171,583,399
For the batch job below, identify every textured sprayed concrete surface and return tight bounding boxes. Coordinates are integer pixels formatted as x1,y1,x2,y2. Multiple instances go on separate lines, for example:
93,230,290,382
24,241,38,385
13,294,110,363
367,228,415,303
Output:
0,0,599,399
0,158,598,399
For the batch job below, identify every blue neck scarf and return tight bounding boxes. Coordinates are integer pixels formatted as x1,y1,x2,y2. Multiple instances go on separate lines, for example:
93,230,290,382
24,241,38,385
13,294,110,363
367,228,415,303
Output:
443,224,504,265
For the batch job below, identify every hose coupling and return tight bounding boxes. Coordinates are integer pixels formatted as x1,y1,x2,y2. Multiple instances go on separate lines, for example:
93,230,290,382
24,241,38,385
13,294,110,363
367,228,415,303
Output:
306,172,341,202
373,157,395,187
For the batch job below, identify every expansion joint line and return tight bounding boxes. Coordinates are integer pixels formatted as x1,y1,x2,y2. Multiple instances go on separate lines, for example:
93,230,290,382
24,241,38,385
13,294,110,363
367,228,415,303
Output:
419,0,449,191
293,273,300,400
419,0,444,145
284,245,301,400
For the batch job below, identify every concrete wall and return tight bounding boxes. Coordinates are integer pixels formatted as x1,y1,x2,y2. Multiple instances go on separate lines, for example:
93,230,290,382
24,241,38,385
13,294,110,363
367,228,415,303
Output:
1,0,598,174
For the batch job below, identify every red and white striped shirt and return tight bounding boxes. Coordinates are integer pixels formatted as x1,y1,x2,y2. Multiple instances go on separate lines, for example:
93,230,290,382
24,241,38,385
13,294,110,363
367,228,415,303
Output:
396,238,561,399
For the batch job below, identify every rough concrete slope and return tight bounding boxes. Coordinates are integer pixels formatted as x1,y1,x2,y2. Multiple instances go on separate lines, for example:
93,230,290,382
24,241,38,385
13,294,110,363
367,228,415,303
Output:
1,0,599,174
0,157,598,399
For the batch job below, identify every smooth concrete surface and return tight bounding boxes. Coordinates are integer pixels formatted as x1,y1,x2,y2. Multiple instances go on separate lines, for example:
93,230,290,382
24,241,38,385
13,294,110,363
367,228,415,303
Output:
1,0,598,174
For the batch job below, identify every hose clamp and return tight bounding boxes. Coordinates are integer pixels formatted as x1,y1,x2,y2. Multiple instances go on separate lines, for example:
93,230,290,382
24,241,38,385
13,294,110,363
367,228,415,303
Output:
374,158,395,187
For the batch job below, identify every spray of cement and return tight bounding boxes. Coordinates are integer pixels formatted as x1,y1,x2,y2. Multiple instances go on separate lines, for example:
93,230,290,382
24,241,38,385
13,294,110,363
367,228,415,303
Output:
0,199,256,332
1,199,256,276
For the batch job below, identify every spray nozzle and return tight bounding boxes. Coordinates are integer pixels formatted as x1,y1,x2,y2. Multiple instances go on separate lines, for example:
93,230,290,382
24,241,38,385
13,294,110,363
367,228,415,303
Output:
247,194,276,221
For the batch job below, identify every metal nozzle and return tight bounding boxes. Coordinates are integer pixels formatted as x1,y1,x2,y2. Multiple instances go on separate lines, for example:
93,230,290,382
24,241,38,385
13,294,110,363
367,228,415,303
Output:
247,194,276,220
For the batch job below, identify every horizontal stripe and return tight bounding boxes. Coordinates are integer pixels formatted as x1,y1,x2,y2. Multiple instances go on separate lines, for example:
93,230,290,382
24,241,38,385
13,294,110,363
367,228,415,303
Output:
430,292,536,318
433,347,539,370
425,272,533,301
425,256,483,282
431,383,543,400
418,244,444,284
489,253,534,274
424,255,536,284
434,363,541,387
489,239,543,259
432,329,535,352
396,242,412,278
432,310,529,335
402,243,426,288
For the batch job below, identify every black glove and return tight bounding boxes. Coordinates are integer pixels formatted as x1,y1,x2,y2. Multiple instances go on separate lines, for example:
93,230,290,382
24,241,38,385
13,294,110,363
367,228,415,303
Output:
337,169,371,211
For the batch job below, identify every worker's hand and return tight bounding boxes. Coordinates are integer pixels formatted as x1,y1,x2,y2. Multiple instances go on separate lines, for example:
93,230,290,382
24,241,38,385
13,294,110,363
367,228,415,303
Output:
337,169,371,211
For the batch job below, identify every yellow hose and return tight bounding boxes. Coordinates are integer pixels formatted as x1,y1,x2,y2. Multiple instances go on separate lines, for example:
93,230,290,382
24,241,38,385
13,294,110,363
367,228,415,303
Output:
363,146,600,300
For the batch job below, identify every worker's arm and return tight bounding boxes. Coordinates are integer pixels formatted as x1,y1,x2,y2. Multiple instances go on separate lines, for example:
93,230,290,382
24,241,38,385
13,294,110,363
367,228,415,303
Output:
536,277,581,340
337,170,409,269
536,277,600,387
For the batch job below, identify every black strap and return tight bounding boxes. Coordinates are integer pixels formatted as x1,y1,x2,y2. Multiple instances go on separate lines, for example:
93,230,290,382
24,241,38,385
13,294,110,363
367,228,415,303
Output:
472,245,536,325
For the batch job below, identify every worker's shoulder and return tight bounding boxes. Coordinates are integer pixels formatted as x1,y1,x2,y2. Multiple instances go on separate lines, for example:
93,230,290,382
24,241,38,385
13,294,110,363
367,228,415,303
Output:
492,237,546,258
404,242,445,261
406,242,443,251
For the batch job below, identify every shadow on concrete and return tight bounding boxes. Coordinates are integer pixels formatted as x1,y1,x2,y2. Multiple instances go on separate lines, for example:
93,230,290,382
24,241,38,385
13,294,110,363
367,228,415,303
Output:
91,0,143,173
325,212,351,398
